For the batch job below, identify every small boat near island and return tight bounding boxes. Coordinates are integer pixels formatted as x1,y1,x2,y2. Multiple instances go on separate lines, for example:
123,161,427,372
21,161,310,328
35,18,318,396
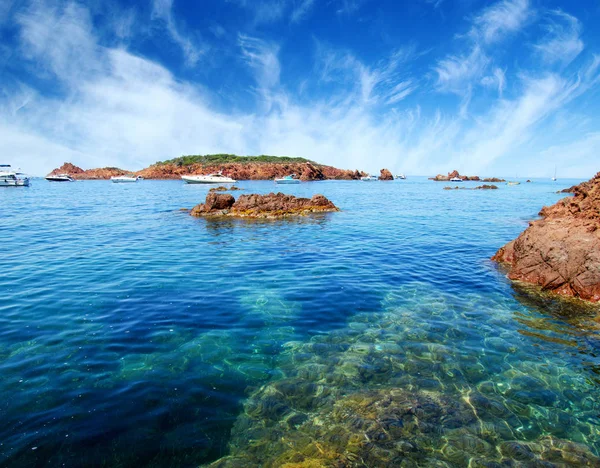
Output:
275,174,300,184
111,175,140,183
507,181,520,186
46,173,75,182
396,174,406,179
0,165,30,187
182,172,237,184
449,177,463,182
361,175,378,181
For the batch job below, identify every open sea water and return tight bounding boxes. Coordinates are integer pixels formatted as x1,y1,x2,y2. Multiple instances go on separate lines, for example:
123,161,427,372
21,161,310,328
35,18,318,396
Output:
1,177,600,467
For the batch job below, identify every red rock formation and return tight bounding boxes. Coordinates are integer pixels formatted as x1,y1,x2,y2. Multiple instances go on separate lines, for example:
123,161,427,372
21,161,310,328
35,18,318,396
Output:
47,163,127,180
190,192,339,218
379,169,394,180
492,171,600,302
430,170,480,181
138,162,365,181
300,163,326,181
50,161,366,181
48,162,85,175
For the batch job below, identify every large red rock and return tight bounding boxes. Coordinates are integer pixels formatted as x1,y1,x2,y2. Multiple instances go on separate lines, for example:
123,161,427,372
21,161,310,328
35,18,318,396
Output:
379,169,394,180
492,172,600,302
190,192,339,218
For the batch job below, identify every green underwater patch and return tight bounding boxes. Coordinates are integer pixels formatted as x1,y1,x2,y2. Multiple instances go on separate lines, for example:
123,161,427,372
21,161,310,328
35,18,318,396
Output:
206,282,600,467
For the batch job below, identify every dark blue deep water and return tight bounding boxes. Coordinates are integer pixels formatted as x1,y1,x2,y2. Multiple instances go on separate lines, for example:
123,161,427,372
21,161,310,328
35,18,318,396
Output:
2,177,600,467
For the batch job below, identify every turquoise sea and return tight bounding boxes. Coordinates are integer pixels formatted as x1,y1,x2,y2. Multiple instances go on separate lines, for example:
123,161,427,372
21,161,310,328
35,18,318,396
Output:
2,177,600,467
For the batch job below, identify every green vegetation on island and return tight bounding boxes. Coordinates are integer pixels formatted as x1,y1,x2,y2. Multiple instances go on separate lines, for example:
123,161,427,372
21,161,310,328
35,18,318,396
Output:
155,154,316,167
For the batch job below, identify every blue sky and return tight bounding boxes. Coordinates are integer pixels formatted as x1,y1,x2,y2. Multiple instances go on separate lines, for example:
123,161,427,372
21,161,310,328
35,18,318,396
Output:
1,0,600,177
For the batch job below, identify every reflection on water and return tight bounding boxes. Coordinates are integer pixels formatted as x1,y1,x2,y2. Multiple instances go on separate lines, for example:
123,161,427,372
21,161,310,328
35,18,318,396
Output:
1,177,599,466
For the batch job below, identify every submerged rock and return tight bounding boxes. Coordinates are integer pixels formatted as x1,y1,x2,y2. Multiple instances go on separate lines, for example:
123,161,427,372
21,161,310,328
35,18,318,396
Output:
443,185,498,190
209,186,242,192
190,192,339,218
379,169,394,180
482,177,506,183
492,171,600,302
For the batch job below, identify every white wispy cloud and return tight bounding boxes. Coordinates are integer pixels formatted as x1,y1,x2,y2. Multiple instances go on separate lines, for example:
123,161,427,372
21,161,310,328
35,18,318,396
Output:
435,46,489,94
151,0,203,66
533,10,584,66
470,0,531,44
435,0,531,96
335,0,368,15
316,42,418,105
239,35,281,92
291,0,316,23
481,67,506,97
227,0,289,25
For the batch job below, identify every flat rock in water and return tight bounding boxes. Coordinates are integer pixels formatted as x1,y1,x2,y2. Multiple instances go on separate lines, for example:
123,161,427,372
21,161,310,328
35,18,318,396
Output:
190,192,339,218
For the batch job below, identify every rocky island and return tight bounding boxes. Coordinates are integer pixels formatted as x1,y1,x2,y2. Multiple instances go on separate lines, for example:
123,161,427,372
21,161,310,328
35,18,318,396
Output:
430,170,481,181
190,192,339,218
47,163,128,180
379,168,394,180
48,155,366,181
492,172,600,302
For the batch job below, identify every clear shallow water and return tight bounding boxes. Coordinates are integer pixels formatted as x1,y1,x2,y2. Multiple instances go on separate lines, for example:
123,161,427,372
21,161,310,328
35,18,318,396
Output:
1,177,600,466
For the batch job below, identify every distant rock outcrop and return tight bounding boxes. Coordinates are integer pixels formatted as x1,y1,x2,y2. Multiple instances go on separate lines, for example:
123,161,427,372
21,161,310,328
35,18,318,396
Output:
443,184,498,190
492,171,600,303
47,163,127,180
190,192,339,218
379,169,394,180
430,170,480,181
482,177,506,183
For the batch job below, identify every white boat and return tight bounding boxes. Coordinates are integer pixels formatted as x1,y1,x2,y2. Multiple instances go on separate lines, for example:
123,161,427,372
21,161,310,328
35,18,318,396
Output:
552,166,557,181
396,174,406,179
449,177,463,182
0,165,30,186
361,175,378,181
181,172,237,184
46,173,75,182
111,175,138,183
275,174,300,184
507,181,521,186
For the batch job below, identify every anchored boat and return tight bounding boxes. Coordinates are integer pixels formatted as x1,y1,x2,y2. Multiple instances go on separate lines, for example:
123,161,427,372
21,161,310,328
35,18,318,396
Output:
182,172,237,184
46,174,75,182
0,165,30,187
111,175,139,183
275,175,300,184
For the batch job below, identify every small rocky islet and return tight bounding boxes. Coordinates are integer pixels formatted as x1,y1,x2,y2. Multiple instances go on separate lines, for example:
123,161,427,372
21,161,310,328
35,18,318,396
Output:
493,171,600,303
190,192,339,219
